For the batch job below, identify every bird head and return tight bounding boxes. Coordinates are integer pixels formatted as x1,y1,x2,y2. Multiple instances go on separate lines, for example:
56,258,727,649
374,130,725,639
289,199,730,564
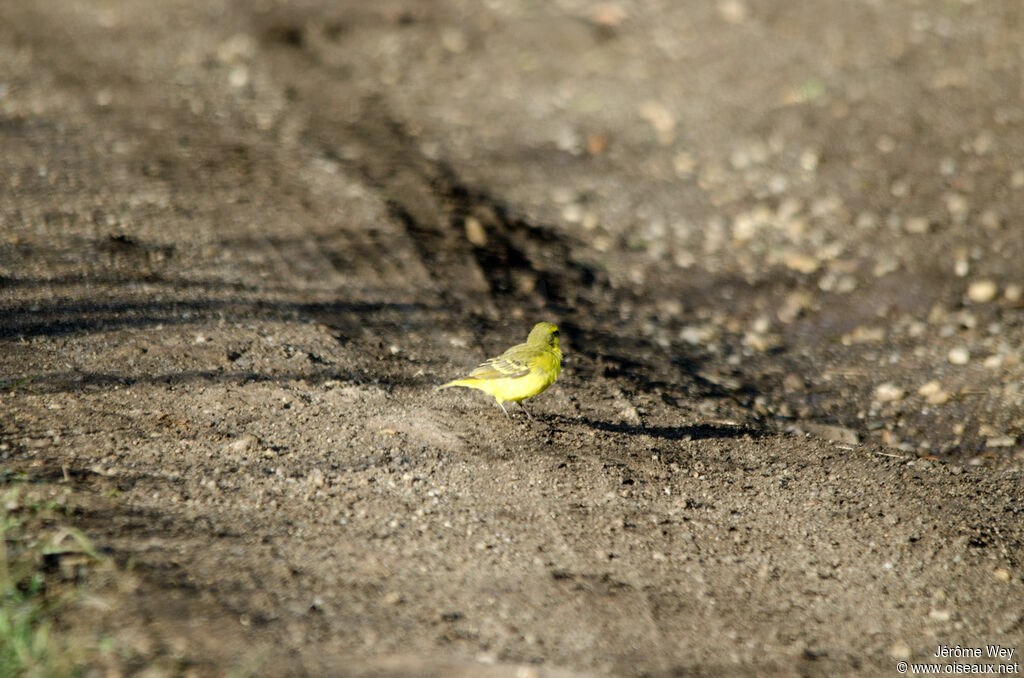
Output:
527,321,560,349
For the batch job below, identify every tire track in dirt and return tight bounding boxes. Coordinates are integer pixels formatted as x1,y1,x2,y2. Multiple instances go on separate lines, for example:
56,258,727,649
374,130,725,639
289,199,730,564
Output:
257,38,755,433
253,13,602,330
249,15,738,437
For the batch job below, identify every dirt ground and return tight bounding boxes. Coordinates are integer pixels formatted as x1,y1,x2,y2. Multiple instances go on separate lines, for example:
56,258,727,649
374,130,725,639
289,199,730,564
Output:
2,1,1024,676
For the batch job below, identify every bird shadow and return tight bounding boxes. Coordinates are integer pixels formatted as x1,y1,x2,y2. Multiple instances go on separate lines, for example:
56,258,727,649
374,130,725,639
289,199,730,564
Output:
547,414,764,441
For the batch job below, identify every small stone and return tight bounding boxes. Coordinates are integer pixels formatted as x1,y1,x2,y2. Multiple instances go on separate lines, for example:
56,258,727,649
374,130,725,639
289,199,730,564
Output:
561,203,583,224
799,150,819,172
926,390,950,406
673,152,696,176
875,383,905,403
904,216,929,234
592,3,627,26
309,468,326,487
743,332,780,352
227,434,258,454
946,193,969,223
638,100,676,145
441,29,468,53
918,380,942,397
784,252,820,274
993,568,1012,582
954,256,969,277
873,255,900,277
967,279,998,303
228,65,250,89
679,324,714,346
1005,284,1022,302
890,641,912,661
717,0,748,23
804,423,859,445
986,435,1016,449
929,609,952,622
217,34,255,63
979,423,1001,437
464,216,487,246
842,326,885,345
782,373,806,392
947,347,970,365
777,291,814,324
979,209,1001,230
983,354,1003,369
973,131,994,155
586,133,608,155
856,212,877,229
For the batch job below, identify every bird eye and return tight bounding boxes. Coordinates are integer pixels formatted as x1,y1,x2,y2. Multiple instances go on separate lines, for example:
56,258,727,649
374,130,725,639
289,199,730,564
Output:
552,330,559,336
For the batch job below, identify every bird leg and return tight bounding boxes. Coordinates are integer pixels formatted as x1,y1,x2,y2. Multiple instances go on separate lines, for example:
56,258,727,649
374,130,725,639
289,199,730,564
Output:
497,401,511,419
518,401,535,422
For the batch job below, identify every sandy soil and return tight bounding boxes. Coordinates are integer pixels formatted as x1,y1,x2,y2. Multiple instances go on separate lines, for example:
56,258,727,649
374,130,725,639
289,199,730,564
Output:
2,1,1023,676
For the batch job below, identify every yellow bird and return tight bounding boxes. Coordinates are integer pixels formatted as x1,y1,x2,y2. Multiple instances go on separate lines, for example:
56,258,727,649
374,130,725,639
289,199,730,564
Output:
438,321,562,419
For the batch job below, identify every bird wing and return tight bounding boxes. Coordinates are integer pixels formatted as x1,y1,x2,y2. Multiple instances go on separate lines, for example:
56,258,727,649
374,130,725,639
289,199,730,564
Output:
464,346,532,380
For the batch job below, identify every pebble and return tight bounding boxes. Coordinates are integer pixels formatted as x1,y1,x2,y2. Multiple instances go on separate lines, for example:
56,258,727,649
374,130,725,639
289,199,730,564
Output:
983,354,1003,369
743,332,781,352
216,34,255,64
973,131,994,155
993,568,1012,582
979,209,1001,230
673,152,696,176
679,324,715,346
967,279,998,303
638,100,676,145
228,65,250,89
890,641,912,661
777,291,813,324
946,193,969,223
804,423,859,445
873,255,900,277
904,216,929,234
717,0,748,23
784,252,820,274
464,216,487,246
586,133,608,155
592,3,627,26
947,347,970,365
441,29,468,54
842,326,885,345
561,203,583,224
954,255,969,277
227,434,259,454
875,383,905,403
799,150,819,172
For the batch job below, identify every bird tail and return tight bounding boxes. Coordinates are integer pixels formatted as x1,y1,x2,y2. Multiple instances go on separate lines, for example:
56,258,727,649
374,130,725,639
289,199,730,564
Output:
436,379,466,391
